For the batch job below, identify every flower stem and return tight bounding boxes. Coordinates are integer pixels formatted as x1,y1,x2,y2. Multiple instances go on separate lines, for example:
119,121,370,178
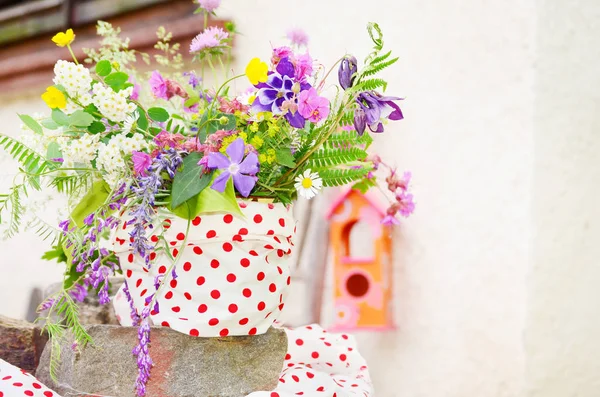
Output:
67,44,79,64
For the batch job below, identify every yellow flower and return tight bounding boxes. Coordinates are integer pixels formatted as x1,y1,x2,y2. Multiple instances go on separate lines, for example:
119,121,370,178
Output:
258,154,267,163
51,29,75,47
41,86,66,109
250,136,264,149
245,58,268,85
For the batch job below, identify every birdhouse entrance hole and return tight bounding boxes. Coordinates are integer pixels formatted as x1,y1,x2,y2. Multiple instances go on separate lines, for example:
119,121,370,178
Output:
346,272,370,298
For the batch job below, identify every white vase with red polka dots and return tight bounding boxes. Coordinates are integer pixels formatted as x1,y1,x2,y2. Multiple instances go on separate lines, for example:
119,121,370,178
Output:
113,200,296,338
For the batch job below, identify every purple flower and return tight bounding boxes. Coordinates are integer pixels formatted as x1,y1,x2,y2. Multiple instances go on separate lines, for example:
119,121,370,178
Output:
51,157,64,163
271,46,293,66
58,219,70,233
207,138,259,197
83,213,95,226
133,307,153,396
381,214,401,226
252,57,310,128
69,283,88,303
197,0,221,12
354,91,404,135
183,71,201,89
287,28,309,47
129,77,141,101
396,190,415,217
190,27,229,54
338,55,358,90
298,88,330,123
132,151,152,175
149,70,168,100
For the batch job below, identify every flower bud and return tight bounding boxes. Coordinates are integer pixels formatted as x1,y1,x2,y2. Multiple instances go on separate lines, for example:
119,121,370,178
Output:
292,82,301,94
353,107,366,135
338,55,358,90
219,116,230,125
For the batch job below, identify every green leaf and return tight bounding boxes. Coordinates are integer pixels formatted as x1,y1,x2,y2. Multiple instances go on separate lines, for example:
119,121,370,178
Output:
137,107,148,130
41,244,68,263
197,113,236,142
104,72,129,91
69,110,95,127
18,114,43,135
276,148,296,168
171,177,243,220
88,121,106,134
70,180,112,227
170,153,212,209
41,119,60,130
46,142,62,160
51,109,70,126
148,107,169,122
95,60,112,77
184,95,200,108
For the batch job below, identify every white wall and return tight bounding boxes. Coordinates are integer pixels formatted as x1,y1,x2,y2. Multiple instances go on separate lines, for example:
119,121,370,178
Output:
0,0,599,396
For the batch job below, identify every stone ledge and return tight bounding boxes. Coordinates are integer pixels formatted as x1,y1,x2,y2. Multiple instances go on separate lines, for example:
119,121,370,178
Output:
0,315,48,373
36,325,287,397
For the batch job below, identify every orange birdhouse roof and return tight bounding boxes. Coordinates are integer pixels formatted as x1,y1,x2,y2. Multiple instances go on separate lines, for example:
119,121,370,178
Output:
325,188,387,220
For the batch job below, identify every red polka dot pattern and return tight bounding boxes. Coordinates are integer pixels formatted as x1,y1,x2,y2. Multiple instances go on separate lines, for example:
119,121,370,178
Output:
114,201,295,338
0,359,59,396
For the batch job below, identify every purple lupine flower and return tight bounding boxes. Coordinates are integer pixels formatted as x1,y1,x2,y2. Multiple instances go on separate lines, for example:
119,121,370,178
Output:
251,57,311,128
207,138,259,197
129,148,182,266
123,280,141,326
338,55,358,90
133,307,153,396
69,283,88,303
354,91,404,135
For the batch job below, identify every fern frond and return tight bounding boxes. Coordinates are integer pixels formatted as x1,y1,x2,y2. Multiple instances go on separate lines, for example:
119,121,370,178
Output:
28,217,61,244
305,147,367,170
0,134,58,177
50,173,92,196
361,57,399,78
320,167,371,187
1,184,25,239
352,176,378,193
349,78,388,94
44,322,65,382
56,294,93,347
367,22,384,51
370,50,392,65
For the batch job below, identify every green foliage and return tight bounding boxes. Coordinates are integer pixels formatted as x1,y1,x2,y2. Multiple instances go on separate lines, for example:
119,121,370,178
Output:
104,71,129,91
361,57,399,78
49,172,92,196
137,107,149,130
320,168,371,187
324,130,373,150
170,177,243,220
29,217,61,244
148,107,169,122
367,22,384,51
305,147,367,170
349,78,387,94
51,109,70,126
87,121,106,134
0,184,25,238
352,176,378,193
170,153,212,209
197,113,236,142
276,149,296,168
69,110,95,127
95,60,112,76
154,26,184,70
41,243,68,263
70,180,111,227
18,114,43,135
0,134,58,177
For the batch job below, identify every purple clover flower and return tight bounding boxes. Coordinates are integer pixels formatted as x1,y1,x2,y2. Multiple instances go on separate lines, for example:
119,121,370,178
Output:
207,138,259,197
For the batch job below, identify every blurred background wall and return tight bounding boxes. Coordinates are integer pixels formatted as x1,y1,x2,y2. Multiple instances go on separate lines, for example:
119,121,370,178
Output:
0,0,599,396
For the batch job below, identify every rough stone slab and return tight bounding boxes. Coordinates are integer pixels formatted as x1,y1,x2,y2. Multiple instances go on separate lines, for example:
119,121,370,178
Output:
42,278,124,326
36,325,287,397
0,315,48,373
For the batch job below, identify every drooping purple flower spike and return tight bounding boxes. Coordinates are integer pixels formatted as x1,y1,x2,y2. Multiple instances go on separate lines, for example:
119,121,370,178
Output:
338,55,358,90
207,138,259,197
354,91,404,135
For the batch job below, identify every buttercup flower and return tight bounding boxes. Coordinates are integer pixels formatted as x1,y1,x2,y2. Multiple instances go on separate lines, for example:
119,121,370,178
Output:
298,88,330,123
287,28,309,47
51,28,75,47
207,138,259,197
190,27,229,54
294,169,322,199
245,58,268,86
41,86,66,109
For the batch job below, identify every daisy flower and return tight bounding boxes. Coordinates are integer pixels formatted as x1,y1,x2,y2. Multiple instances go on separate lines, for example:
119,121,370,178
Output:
294,169,322,199
123,111,139,133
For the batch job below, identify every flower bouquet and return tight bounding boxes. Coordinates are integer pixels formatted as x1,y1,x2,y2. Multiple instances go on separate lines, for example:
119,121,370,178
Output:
0,2,414,395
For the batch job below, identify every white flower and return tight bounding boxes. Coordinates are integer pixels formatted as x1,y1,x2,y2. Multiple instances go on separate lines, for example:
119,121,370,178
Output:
96,133,149,187
53,60,93,103
59,134,100,165
122,110,139,133
237,90,256,106
92,84,136,122
294,169,323,200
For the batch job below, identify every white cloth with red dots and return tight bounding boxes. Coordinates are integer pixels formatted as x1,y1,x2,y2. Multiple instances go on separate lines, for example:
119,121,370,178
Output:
0,359,58,397
113,201,296,337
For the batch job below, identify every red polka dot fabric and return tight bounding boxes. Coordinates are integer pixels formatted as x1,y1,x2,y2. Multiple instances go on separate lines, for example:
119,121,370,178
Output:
113,201,296,337
0,359,58,396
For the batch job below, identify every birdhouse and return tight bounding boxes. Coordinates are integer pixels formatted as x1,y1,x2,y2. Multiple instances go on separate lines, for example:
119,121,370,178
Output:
326,189,394,331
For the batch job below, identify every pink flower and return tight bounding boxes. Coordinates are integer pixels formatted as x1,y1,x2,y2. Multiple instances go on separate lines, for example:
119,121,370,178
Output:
132,151,152,175
149,70,168,100
396,190,415,217
287,28,309,47
197,0,221,12
271,46,293,66
154,130,186,150
381,214,400,226
190,26,229,53
129,77,140,101
166,79,188,99
298,88,330,123
293,52,313,81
